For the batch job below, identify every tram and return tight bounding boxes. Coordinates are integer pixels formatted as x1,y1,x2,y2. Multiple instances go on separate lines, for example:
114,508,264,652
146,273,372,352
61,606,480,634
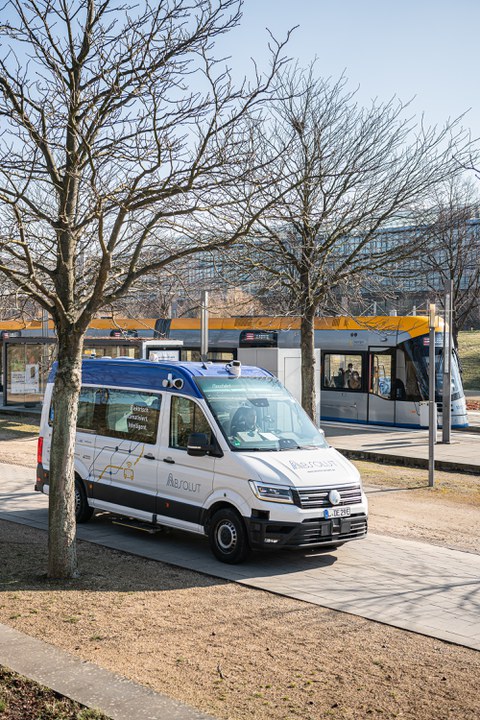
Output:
0,315,468,427
153,316,468,429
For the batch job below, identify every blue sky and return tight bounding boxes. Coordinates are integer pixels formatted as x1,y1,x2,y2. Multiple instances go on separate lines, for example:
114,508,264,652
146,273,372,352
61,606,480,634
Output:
216,0,479,137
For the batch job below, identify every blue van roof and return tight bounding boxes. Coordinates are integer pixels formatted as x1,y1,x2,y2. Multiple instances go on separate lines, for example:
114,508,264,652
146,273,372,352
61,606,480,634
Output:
48,359,273,398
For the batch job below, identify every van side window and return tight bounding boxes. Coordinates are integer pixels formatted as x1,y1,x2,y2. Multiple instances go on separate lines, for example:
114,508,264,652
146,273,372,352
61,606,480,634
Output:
103,389,161,443
76,386,161,443
170,395,212,449
77,387,99,432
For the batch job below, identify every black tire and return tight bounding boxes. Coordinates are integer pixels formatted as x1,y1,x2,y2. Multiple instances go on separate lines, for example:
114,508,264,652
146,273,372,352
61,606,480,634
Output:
75,478,94,523
208,508,249,564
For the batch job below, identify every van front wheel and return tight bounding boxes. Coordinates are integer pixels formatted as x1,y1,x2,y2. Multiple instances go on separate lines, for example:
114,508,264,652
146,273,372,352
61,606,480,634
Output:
75,479,94,523
208,509,249,564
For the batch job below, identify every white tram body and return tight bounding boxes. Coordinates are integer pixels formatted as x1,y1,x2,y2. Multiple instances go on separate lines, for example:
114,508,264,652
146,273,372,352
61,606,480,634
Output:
156,316,468,429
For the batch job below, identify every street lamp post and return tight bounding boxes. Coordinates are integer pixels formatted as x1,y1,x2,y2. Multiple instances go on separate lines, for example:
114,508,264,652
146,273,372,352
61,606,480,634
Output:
442,280,453,444
200,290,209,360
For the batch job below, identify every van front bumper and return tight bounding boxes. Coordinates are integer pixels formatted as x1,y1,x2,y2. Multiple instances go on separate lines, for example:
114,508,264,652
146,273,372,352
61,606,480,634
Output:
245,512,368,550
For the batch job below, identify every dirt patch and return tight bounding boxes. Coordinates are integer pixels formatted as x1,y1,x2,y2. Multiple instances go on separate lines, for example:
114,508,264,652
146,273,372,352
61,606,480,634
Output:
356,460,480,554
0,415,39,440
0,665,107,719
0,436,479,719
0,520,479,720
0,438,36,468
0,415,38,468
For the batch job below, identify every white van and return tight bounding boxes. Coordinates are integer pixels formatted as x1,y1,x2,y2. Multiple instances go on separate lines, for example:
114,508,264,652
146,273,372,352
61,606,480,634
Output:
36,358,368,563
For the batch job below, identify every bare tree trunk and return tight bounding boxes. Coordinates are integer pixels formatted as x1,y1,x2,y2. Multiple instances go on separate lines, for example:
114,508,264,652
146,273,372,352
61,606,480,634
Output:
301,309,316,421
47,331,84,578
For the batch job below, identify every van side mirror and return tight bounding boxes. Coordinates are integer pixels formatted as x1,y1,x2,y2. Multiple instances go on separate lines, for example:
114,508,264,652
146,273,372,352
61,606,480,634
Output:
187,432,210,457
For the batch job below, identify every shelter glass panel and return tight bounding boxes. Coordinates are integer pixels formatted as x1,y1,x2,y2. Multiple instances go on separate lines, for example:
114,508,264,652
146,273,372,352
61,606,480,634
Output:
5,342,56,405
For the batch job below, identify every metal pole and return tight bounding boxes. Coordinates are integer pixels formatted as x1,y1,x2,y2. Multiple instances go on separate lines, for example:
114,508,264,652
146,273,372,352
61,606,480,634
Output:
428,303,436,487
2,339,7,407
41,308,49,337
442,280,453,444
200,290,209,360
41,308,50,397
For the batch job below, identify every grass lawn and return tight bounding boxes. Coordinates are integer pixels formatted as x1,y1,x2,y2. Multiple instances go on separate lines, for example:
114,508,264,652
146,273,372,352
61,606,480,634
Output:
458,330,480,390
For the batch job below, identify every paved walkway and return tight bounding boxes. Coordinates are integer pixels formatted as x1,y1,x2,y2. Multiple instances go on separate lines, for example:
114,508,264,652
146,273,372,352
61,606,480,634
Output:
1,464,479,653
324,423,480,473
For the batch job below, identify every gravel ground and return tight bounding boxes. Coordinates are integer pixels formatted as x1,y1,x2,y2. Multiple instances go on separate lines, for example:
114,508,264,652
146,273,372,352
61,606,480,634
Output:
0,434,479,720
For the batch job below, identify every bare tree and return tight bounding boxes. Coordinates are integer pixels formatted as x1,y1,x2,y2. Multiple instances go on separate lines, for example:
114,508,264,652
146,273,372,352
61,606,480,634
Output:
0,0,289,577
244,65,473,419
0,278,38,321
412,178,480,346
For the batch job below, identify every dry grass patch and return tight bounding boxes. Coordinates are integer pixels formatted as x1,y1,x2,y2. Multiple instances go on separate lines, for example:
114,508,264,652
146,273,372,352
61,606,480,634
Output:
0,414,39,441
1,520,479,720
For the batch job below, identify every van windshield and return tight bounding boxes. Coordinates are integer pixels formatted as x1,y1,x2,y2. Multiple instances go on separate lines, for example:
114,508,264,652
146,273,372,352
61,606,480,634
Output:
195,376,328,451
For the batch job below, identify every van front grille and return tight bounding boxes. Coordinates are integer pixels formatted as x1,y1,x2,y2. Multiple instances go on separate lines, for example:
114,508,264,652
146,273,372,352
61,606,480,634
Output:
298,515,368,544
294,484,362,509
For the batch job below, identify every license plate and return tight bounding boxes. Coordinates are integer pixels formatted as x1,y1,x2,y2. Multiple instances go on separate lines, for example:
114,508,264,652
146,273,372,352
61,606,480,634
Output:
324,507,351,519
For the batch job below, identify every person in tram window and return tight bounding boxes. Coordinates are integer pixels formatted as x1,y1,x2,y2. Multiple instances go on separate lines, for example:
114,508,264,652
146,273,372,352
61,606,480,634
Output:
349,370,361,390
334,368,345,388
392,377,406,400
345,363,354,386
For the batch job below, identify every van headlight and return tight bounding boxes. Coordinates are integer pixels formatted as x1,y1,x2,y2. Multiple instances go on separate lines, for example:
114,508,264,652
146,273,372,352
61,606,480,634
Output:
249,480,294,504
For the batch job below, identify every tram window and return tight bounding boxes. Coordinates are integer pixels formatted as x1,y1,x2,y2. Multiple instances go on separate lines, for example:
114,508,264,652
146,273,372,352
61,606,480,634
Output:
323,354,362,391
180,350,235,363
395,348,421,401
86,345,139,359
371,353,392,399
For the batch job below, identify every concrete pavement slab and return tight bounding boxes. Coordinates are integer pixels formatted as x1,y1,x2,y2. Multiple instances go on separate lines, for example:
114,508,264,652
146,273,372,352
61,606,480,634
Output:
1,463,479,652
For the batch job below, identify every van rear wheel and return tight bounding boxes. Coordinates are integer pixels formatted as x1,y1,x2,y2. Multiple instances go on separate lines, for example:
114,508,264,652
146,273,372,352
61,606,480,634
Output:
208,508,249,564
75,478,94,523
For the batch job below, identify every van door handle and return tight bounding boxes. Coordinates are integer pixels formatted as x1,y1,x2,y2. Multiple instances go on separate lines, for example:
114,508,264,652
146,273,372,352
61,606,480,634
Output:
163,457,175,464
144,453,155,460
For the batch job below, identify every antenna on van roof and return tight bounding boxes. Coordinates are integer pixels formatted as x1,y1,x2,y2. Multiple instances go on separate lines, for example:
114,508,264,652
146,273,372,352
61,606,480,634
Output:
201,355,211,369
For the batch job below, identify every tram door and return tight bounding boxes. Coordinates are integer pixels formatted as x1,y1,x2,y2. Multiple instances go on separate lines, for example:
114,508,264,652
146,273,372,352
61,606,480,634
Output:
368,349,395,425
